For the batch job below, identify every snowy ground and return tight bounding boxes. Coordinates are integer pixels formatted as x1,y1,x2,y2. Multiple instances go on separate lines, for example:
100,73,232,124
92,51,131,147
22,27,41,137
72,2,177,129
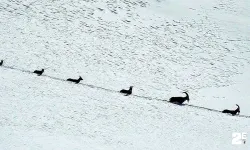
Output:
0,0,250,149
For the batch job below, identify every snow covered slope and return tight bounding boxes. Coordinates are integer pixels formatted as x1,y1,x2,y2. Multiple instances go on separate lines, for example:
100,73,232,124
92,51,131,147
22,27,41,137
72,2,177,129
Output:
0,0,249,149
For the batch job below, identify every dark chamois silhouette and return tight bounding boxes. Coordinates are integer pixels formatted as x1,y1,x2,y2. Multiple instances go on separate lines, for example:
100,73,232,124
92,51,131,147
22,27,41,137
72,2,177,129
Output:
33,69,44,76
120,86,133,96
169,92,189,105
0,60,3,66
222,104,240,116
67,76,83,84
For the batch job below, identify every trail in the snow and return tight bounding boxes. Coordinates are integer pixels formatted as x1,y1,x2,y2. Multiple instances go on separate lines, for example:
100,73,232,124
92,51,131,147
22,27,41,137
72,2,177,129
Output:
1,65,249,118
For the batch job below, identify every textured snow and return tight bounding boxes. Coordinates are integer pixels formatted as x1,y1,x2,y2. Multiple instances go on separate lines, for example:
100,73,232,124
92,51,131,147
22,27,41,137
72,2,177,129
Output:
0,0,249,149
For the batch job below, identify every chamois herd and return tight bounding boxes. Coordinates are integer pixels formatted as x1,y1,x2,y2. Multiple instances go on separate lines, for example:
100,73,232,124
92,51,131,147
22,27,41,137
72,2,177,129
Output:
0,60,242,116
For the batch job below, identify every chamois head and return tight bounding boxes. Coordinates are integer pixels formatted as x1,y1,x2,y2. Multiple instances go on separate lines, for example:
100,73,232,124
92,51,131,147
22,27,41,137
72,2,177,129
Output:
236,104,240,113
183,92,189,102
129,86,133,90
79,76,83,80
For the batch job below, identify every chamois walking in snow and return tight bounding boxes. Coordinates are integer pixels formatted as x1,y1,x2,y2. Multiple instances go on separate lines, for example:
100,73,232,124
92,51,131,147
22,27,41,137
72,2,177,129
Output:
33,69,44,76
222,104,240,116
120,86,133,96
67,76,83,84
169,92,189,105
0,60,3,66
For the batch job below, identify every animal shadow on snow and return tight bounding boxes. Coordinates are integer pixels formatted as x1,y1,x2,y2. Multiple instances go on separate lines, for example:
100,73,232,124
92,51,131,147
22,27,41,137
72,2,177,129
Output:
169,101,187,106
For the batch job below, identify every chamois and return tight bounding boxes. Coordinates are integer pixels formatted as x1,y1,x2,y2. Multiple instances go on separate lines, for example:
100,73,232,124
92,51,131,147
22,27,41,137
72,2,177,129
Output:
33,69,44,76
120,86,133,96
222,104,240,116
67,76,83,84
169,92,189,105
0,60,3,66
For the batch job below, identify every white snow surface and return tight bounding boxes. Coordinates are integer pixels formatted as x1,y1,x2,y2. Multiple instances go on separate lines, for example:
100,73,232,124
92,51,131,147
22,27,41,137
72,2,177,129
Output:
0,0,250,149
